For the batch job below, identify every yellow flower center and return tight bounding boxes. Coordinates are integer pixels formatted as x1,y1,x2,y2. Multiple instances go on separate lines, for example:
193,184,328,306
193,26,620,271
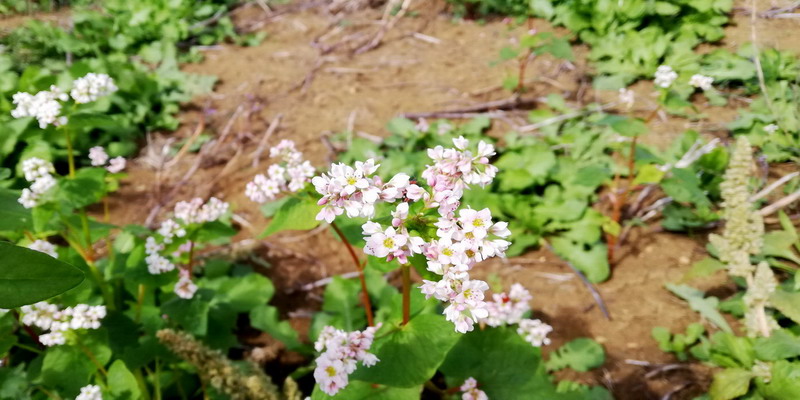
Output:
466,249,475,258
442,248,454,256
472,219,484,227
326,366,337,377
383,238,395,248
347,176,358,185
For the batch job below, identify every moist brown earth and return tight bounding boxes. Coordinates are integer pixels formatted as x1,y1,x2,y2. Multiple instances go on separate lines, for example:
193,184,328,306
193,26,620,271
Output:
11,1,800,399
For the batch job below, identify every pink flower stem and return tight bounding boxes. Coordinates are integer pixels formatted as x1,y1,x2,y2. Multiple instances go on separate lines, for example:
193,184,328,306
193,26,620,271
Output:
330,222,375,327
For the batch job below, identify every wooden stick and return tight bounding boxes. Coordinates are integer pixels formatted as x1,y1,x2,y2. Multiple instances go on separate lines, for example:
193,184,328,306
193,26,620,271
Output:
250,113,283,168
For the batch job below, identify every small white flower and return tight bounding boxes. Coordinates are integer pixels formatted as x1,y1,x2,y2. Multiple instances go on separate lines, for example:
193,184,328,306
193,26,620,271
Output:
40,331,66,347
21,158,54,182
460,377,488,400
517,319,553,347
174,276,198,299
106,157,126,173
88,146,109,166
654,65,678,89
764,124,779,134
618,88,634,109
689,74,714,91
28,240,58,258
75,384,103,400
71,73,117,104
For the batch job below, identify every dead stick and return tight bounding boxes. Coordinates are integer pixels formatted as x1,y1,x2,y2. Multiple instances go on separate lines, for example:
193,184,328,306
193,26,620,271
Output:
250,114,283,168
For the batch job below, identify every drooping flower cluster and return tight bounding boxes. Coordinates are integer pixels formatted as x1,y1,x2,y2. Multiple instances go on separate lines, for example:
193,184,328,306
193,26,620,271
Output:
70,73,118,104
689,74,714,91
246,140,315,203
87,146,126,173
28,239,58,259
75,385,103,400
517,318,553,347
145,197,229,299
11,86,69,128
18,157,57,209
20,302,107,347
11,73,117,128
654,65,678,88
460,377,488,400
313,325,381,396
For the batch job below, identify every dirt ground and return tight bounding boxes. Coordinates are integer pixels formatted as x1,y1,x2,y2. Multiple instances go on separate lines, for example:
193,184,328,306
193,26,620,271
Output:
9,1,800,398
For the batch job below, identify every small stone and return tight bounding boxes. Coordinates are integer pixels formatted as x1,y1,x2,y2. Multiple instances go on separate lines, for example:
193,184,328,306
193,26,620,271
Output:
678,256,690,265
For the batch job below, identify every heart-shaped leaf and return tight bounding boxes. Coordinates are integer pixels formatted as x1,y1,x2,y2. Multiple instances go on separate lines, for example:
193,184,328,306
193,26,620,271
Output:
0,241,85,308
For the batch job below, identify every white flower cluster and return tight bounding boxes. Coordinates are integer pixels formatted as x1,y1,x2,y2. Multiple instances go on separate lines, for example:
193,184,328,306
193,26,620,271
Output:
20,302,106,347
10,73,117,129
88,146,126,173
11,86,68,128
764,124,779,134
313,325,381,396
517,319,553,347
618,88,635,110
483,283,532,327
75,384,103,400
481,284,552,347
70,73,118,104
460,377,488,400
312,137,509,334
145,197,228,298
18,157,57,209
689,74,714,91
246,140,315,204
313,158,424,223
654,65,678,89
27,240,58,259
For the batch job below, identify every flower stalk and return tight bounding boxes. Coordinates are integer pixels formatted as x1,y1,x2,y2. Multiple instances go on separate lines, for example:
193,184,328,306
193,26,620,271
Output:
330,221,374,327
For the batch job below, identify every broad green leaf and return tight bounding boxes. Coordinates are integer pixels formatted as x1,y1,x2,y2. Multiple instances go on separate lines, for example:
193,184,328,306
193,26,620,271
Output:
652,327,672,352
41,345,95,395
208,274,274,312
762,231,800,265
758,360,800,398
754,330,800,361
161,295,211,336
0,241,84,308
311,381,420,400
683,257,726,280
249,304,301,350
320,276,366,332
550,238,609,283
108,360,141,400
260,197,321,237
610,117,647,137
0,189,33,232
439,326,549,400
546,338,605,372
351,314,459,387
709,368,752,400
770,289,800,325
666,284,732,333
632,164,666,185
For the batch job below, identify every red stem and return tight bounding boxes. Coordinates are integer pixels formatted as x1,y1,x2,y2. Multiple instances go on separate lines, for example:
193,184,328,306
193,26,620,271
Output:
13,310,42,348
330,222,375,327
401,263,411,325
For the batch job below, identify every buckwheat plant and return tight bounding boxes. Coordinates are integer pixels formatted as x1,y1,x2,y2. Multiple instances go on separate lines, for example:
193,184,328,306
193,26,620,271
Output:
246,140,315,203
145,197,230,299
19,301,107,347
313,325,381,395
313,136,508,333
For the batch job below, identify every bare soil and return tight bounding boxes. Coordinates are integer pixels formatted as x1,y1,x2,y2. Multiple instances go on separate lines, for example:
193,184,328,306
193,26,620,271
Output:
13,1,800,398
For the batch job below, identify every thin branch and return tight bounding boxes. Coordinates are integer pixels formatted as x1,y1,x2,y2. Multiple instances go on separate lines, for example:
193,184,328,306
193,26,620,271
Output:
543,243,611,320
751,0,773,111
751,171,800,202
250,113,283,168
330,222,375,326
760,187,800,216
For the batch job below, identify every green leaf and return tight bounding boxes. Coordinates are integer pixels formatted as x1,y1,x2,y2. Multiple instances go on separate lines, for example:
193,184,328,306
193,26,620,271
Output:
439,326,548,400
770,289,800,325
107,360,141,400
683,257,726,280
709,368,752,400
754,330,800,361
161,295,211,336
351,314,460,387
762,231,800,265
759,360,800,398
41,345,95,395
320,276,366,332
311,381,420,400
209,274,274,312
610,117,648,137
652,327,673,352
632,164,666,185
0,189,33,232
0,241,85,308
546,338,605,372
249,304,301,350
550,238,609,283
260,197,321,237
665,284,732,333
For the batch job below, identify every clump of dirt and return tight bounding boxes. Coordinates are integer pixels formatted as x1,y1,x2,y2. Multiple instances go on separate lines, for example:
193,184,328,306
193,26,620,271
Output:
39,1,799,398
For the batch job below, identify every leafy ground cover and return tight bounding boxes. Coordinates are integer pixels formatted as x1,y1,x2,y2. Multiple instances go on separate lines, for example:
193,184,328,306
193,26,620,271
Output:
2,0,800,399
